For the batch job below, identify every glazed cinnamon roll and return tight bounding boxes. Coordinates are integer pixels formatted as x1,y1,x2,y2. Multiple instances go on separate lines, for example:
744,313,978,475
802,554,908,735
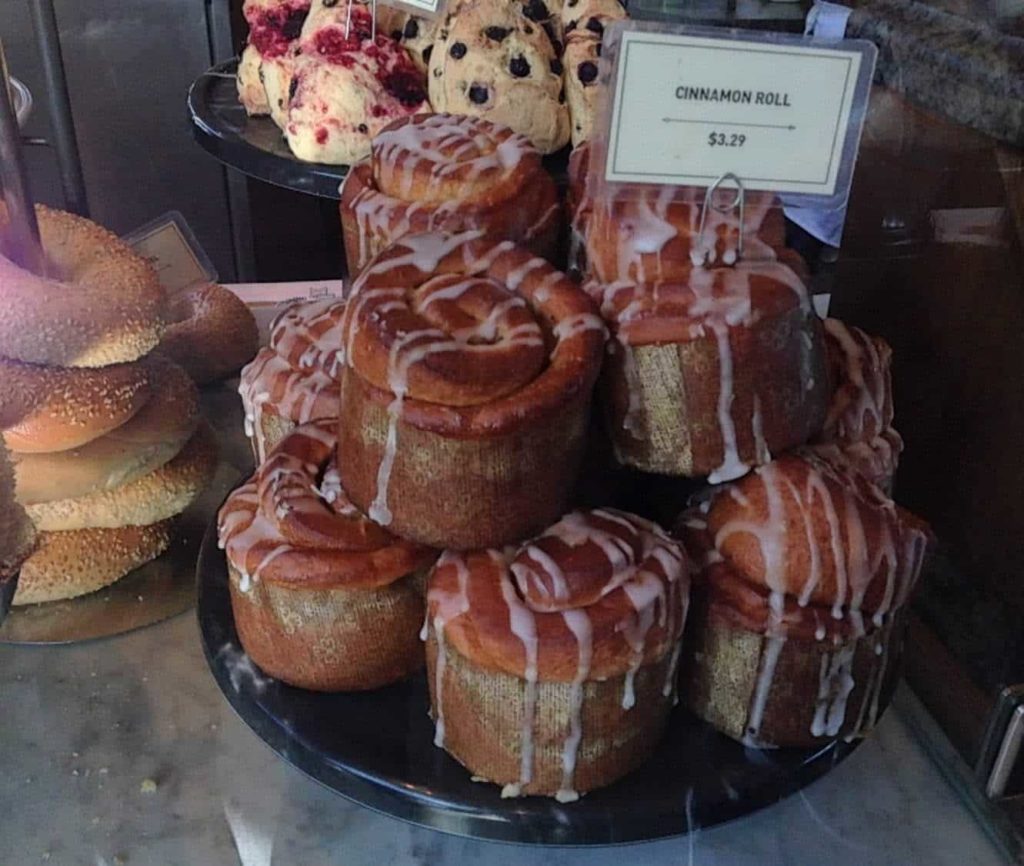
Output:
809,318,904,489
238,297,345,463
339,114,561,275
218,420,436,691
588,261,829,481
337,231,606,550
425,508,690,800
677,451,930,748
584,184,788,285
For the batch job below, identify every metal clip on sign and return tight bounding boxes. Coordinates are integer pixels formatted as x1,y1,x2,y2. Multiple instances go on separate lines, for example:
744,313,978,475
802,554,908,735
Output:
691,172,746,267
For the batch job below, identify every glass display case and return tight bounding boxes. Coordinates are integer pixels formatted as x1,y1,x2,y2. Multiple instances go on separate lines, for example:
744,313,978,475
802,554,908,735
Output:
1,0,1022,862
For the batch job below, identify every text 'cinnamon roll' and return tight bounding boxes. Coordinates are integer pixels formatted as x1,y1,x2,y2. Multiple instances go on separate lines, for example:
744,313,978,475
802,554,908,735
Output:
425,508,690,800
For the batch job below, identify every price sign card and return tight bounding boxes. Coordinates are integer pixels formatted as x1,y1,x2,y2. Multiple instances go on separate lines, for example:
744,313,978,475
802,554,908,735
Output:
391,0,446,19
599,24,876,202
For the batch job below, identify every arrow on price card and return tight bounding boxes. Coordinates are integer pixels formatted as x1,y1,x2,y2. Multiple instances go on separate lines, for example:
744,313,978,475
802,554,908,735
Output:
662,118,797,130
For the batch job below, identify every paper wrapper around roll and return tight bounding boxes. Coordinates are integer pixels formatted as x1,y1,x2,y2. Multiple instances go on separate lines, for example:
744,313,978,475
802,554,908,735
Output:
338,367,592,550
426,632,676,797
682,590,907,749
228,563,428,691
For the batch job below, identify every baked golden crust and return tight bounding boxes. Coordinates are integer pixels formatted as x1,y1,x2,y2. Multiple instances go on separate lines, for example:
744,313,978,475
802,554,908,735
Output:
590,263,829,480
337,232,605,549
0,205,165,367
160,284,259,385
219,420,436,691
340,113,560,274
12,356,199,505
26,422,218,532
424,508,689,798
1,356,151,453
13,520,172,605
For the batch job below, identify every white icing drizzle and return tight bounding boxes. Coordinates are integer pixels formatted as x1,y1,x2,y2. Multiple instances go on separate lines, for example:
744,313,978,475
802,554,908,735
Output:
556,609,593,803
498,556,539,795
707,321,748,484
810,642,857,738
744,635,786,746
427,552,471,748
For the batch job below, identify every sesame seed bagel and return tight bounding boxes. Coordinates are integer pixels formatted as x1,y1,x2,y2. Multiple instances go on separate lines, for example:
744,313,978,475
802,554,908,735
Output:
0,205,166,367
13,519,173,605
12,355,199,506
159,284,259,385
1,356,152,453
25,422,218,531
1,438,36,580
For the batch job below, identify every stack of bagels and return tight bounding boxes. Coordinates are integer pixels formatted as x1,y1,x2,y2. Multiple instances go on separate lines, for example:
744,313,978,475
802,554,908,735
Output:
0,206,218,605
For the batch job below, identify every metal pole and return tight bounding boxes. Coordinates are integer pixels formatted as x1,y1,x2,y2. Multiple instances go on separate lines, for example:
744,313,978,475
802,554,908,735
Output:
27,0,89,217
0,40,45,275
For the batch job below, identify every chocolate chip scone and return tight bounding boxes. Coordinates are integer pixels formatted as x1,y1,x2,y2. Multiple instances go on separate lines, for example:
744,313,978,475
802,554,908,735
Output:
378,4,439,73
429,0,570,154
561,0,626,37
563,35,602,146
517,0,565,54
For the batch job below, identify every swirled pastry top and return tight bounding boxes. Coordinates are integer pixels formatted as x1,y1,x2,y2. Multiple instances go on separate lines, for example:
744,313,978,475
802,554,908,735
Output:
341,231,606,435
427,508,690,682
586,260,811,346
690,452,930,627
218,420,435,590
0,206,165,368
239,298,347,431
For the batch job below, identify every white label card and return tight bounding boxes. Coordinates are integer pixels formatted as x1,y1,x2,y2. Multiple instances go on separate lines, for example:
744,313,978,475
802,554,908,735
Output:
123,211,217,295
605,30,867,196
391,0,446,18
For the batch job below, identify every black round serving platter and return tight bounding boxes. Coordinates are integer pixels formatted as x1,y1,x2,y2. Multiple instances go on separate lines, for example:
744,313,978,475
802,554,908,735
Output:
188,60,571,200
189,59,349,198
197,516,863,846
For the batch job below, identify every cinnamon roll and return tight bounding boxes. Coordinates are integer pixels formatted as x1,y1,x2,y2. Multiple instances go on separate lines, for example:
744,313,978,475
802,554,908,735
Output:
676,451,930,748
218,420,436,691
588,261,829,481
340,113,561,275
809,318,904,489
238,297,345,463
585,184,788,285
337,231,606,550
425,508,689,799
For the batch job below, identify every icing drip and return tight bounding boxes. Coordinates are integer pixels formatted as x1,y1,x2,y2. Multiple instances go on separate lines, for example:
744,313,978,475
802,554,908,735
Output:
499,557,539,795
707,322,748,484
618,341,644,439
810,642,857,738
556,608,593,803
428,552,471,747
744,635,785,746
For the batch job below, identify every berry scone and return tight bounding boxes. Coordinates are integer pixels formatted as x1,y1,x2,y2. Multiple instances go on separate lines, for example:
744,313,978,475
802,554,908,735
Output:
286,2,429,163
428,0,570,154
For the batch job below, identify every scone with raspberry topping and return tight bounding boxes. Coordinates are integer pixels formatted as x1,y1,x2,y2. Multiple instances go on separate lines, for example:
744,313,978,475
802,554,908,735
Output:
428,0,569,154
236,0,311,116
286,4,429,164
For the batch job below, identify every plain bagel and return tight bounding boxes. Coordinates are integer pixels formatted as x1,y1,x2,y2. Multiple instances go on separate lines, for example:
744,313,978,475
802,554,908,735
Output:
1,356,152,453
12,355,199,505
0,205,166,367
26,422,218,532
13,519,173,605
160,284,259,385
